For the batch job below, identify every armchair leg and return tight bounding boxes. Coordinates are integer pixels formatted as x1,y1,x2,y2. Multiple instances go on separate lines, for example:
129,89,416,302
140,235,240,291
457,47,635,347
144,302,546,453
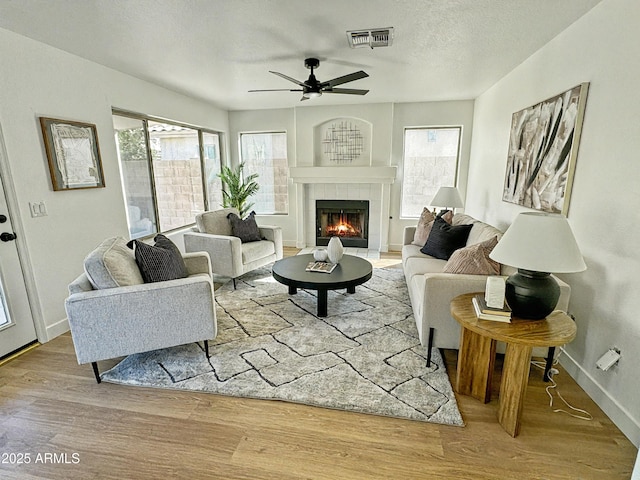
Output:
426,327,435,367
91,362,102,384
232,278,237,290
204,340,210,358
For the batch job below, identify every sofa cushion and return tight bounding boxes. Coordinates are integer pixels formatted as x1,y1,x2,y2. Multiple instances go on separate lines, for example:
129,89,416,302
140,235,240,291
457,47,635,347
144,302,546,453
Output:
127,234,188,283
241,239,276,264
84,237,144,289
443,236,501,275
439,210,454,224
402,244,427,265
451,213,476,226
196,208,237,236
421,218,472,260
403,255,447,281
412,208,435,246
467,222,503,247
228,211,262,243
452,214,504,247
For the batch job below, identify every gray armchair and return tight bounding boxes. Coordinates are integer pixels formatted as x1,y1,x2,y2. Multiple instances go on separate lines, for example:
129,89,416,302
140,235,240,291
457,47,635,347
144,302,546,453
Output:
65,247,217,383
183,208,283,288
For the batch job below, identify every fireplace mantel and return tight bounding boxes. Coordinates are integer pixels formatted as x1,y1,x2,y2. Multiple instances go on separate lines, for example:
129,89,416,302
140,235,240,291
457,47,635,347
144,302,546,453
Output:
289,166,397,184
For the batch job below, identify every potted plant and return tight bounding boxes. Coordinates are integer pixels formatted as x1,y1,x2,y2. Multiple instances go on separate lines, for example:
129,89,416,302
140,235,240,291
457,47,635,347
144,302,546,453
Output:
218,162,260,218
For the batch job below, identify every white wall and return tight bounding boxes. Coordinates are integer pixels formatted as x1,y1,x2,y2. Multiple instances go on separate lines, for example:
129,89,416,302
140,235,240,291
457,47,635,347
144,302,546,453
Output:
389,101,475,250
294,103,393,168
228,109,297,243
0,28,229,340
467,0,640,444
228,101,475,249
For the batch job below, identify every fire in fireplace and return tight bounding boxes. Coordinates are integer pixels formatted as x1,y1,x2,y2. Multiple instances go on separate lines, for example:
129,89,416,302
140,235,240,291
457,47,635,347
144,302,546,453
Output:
316,200,369,248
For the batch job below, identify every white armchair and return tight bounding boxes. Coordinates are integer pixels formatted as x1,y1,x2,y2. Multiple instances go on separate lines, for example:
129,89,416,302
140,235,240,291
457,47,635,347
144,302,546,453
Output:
65,240,217,383
183,208,283,288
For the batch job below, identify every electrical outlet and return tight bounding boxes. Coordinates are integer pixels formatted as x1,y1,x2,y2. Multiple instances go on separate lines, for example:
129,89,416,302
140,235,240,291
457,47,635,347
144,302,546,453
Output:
596,349,621,371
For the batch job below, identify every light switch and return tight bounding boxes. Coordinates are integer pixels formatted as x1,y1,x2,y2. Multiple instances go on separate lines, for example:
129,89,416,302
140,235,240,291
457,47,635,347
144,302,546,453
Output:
29,201,48,217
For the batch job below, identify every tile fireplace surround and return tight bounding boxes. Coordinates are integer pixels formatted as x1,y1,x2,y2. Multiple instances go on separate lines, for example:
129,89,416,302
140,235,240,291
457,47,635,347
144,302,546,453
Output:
290,166,397,252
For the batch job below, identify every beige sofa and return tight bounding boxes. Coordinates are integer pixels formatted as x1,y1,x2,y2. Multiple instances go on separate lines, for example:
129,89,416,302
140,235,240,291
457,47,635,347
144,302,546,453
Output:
402,213,570,364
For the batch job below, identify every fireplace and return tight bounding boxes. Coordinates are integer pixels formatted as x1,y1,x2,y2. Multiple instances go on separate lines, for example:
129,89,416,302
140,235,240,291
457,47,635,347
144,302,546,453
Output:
316,200,369,248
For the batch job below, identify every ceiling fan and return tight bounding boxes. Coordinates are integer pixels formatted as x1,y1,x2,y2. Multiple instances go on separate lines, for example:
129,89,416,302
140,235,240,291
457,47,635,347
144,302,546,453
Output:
249,58,369,101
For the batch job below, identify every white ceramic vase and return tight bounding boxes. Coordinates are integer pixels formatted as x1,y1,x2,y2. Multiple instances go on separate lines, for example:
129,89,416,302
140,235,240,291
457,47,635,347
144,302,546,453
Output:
326,236,344,264
313,248,328,262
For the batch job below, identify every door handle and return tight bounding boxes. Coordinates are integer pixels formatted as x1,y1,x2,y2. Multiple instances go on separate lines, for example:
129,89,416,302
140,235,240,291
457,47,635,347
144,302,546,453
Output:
0,232,17,242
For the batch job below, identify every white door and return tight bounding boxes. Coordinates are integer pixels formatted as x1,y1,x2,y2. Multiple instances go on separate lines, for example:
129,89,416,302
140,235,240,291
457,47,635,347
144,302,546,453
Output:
0,135,38,357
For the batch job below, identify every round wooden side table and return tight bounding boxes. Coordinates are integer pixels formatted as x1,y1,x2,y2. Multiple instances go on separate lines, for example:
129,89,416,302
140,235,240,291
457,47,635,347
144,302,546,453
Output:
450,293,576,437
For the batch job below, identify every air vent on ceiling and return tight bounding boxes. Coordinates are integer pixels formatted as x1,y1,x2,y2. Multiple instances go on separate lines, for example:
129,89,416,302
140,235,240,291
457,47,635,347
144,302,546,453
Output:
347,27,394,49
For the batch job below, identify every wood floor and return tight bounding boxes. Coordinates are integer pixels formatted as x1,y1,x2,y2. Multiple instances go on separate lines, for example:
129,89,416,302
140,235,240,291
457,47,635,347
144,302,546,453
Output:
0,250,636,479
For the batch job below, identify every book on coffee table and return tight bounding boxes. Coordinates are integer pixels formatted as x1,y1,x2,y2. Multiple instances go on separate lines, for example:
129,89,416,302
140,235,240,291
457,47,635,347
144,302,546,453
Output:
305,261,337,274
472,294,511,322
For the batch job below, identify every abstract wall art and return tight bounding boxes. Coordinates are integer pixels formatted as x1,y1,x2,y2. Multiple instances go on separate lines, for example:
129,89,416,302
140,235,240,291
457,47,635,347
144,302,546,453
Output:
502,83,589,215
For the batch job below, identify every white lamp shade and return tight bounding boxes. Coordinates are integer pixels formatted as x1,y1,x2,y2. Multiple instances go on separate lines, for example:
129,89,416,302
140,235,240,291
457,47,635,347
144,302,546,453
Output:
489,212,586,273
430,187,464,208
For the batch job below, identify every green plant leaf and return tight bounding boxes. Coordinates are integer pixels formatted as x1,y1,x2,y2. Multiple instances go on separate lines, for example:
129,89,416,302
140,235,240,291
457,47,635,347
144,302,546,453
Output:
217,162,260,218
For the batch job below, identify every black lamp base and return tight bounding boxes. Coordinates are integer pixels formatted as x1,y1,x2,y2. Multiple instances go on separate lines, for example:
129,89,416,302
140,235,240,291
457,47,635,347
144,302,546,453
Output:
505,269,560,320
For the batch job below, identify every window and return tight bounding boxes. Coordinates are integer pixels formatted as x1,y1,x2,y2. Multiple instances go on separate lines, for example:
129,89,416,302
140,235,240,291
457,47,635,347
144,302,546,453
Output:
202,132,224,213
400,127,461,218
113,111,223,238
240,132,288,215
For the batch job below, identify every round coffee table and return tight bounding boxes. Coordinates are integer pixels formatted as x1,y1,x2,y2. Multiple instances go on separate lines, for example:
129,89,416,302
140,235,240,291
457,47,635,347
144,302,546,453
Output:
272,254,373,317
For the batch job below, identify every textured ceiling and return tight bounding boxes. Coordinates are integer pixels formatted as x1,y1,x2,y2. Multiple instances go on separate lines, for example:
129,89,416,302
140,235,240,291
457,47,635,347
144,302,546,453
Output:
0,0,602,111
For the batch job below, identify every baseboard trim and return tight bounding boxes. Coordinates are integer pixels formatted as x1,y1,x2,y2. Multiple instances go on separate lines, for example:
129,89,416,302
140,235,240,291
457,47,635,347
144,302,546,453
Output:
559,347,640,446
46,317,70,341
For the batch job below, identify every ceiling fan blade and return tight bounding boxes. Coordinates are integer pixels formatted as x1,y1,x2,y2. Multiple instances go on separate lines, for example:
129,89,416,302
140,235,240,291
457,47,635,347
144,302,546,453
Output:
248,89,303,92
320,70,368,88
269,71,307,87
324,88,369,95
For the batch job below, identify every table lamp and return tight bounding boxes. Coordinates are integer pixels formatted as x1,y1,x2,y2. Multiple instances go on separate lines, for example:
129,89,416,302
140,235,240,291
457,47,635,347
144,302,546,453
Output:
489,212,586,319
430,186,464,213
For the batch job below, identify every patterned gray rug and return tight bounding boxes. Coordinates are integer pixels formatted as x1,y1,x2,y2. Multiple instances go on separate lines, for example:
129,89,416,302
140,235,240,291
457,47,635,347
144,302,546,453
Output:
102,265,464,426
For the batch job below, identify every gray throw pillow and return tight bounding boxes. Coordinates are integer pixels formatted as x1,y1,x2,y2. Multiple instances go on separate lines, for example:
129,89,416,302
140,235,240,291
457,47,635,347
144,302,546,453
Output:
227,211,262,243
84,237,144,289
127,234,188,283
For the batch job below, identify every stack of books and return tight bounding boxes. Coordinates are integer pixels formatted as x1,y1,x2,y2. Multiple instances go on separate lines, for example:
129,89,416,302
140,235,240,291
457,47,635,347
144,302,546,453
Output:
471,294,512,322
305,261,337,274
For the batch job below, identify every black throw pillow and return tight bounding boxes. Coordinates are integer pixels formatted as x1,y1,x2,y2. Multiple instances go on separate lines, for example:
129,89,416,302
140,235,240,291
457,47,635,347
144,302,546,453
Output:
127,234,188,283
227,211,262,243
420,217,473,260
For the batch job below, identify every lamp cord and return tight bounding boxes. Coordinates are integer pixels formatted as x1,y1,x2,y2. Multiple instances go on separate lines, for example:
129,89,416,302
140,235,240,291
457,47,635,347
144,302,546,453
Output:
531,354,593,421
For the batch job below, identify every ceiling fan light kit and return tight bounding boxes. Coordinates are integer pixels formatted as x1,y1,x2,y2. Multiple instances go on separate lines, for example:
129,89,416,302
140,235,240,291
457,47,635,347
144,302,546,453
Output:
250,57,369,101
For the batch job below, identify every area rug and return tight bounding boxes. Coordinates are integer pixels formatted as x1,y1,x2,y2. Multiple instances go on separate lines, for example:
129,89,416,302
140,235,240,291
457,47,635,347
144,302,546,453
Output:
102,265,464,426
